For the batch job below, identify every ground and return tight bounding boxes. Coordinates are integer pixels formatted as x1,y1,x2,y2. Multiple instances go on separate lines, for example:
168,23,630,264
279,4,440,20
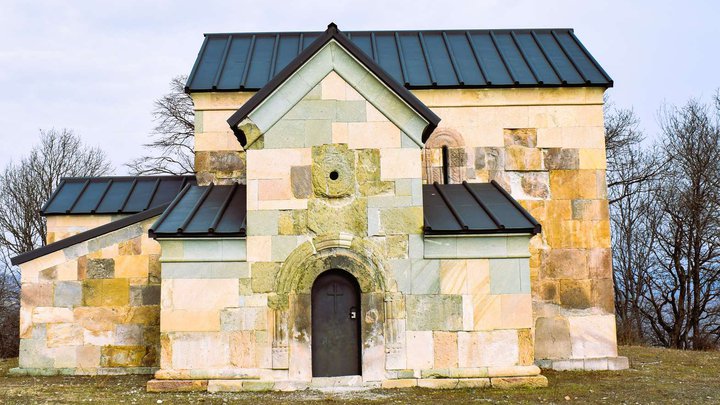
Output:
0,346,718,404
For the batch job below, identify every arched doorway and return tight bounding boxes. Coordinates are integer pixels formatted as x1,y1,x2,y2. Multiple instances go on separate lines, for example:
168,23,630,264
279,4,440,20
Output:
311,269,361,377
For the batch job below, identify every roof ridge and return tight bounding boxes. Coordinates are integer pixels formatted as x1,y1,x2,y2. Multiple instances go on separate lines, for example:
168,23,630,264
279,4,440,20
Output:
203,28,576,37
58,174,195,182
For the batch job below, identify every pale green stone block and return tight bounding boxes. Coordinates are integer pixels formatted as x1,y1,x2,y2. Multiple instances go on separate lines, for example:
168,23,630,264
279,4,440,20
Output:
411,259,440,294
406,295,462,331
285,100,337,120
408,234,424,258
305,84,322,100
249,92,293,133
424,237,457,258
183,240,223,261
519,259,531,293
368,195,412,208
401,132,418,148
246,210,280,236
506,235,532,257
162,262,248,279
335,100,366,122
221,239,247,261
264,120,305,149
411,178,423,205
389,259,412,294
395,179,413,196
274,72,316,105
489,259,522,294
297,45,333,84
54,281,82,307
367,208,381,236
160,240,184,260
456,236,507,258
270,236,299,262
354,70,386,101
333,46,371,84
304,119,332,146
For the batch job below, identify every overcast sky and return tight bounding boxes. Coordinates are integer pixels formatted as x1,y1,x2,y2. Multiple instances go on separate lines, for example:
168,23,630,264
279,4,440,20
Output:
1,0,718,173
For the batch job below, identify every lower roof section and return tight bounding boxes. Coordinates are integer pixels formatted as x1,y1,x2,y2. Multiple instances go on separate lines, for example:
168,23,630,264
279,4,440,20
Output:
149,183,247,238
423,181,541,235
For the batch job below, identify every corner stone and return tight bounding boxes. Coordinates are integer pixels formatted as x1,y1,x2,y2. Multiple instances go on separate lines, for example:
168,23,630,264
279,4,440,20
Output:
146,379,208,392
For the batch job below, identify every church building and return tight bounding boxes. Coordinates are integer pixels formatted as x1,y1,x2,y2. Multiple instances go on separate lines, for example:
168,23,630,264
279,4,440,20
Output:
11,23,628,391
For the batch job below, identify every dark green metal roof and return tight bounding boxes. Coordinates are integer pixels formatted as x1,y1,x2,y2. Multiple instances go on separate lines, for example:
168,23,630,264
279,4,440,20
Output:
423,181,541,235
149,183,247,238
42,176,195,216
187,28,611,92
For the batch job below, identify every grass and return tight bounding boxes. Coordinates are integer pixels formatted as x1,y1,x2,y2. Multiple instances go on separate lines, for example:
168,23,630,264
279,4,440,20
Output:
0,346,718,404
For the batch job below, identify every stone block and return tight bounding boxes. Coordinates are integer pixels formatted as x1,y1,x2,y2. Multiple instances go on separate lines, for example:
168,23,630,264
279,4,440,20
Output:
417,379,460,389
290,166,312,198
258,178,292,201
115,324,144,345
166,278,238,310
160,310,219,332
520,172,550,198
270,235,299,261
544,148,579,170
33,307,74,323
246,210,280,236
118,237,142,256
74,307,129,332
433,331,458,368
335,100,367,122
246,236,272,262
568,314,618,358
380,207,423,235
146,379,209,392
348,121,401,149
307,197,367,235
76,345,101,368
86,258,114,279
100,345,148,367
230,330,257,368
82,279,129,307
380,148,421,180
457,378,492,388
388,259,412,293
558,279,592,309
170,332,229,369
406,331,433,369
21,282,54,307
546,248,588,279
517,329,534,365
406,295,462,331
251,262,280,293
504,146,543,171
534,317,572,359
607,356,630,370
489,259,523,294
115,255,149,278
46,323,83,347
490,376,548,388
381,379,417,389
440,260,467,295
458,330,518,368
503,128,537,147
83,329,112,346
411,260,440,294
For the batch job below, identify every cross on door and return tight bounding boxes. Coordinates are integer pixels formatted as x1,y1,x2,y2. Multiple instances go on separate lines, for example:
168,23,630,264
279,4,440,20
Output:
327,282,344,313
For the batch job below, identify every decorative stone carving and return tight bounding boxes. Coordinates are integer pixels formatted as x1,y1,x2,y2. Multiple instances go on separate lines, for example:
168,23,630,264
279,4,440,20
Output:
311,144,355,198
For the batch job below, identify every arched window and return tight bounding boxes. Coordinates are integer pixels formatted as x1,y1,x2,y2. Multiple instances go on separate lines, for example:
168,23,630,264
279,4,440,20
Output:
423,127,467,184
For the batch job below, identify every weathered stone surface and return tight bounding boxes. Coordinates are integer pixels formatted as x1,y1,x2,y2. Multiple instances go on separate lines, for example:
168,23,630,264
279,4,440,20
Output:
491,375,548,388
517,329,534,365
544,148,579,170
559,279,592,309
251,262,280,293
433,331,458,368
74,307,129,332
230,330,257,367
46,323,83,347
195,150,245,172
534,317,572,359
312,144,355,198
411,260,440,294
382,379,417,389
147,379,208,392
474,147,486,170
82,279,129,307
406,295,462,331
505,146,543,171
100,346,150,367
22,283,53,307
458,330,519,368
118,237,142,256
33,307,74,324
86,259,114,279
380,207,423,235
115,324,144,345
290,165,312,198
417,379,461,389
520,172,550,198
307,198,367,235
504,128,537,147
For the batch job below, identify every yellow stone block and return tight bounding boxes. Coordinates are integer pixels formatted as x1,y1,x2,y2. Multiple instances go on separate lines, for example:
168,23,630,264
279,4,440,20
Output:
115,255,149,278
504,145,543,171
466,259,490,295
579,148,607,169
498,294,533,329
472,294,501,330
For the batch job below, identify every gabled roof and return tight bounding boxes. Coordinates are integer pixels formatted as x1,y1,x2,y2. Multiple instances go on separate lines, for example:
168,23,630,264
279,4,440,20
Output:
226,23,441,146
42,175,195,215
187,28,612,93
149,183,247,238
423,181,541,235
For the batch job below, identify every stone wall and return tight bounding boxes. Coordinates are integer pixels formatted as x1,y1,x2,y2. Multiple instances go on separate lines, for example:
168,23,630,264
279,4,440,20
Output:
413,88,620,368
14,217,161,375
46,215,124,243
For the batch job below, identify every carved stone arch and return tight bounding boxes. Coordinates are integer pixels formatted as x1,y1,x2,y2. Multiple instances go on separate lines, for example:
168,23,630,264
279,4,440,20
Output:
423,127,468,184
273,233,388,306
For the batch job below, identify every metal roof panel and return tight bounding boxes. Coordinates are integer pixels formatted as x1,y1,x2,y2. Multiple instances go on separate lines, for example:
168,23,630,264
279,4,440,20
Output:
186,28,611,92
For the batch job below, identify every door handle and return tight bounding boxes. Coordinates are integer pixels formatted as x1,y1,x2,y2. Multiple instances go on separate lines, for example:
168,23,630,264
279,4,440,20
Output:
349,306,357,319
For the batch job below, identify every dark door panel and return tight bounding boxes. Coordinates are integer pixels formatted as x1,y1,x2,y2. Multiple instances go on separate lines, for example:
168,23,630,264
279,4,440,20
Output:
311,269,361,377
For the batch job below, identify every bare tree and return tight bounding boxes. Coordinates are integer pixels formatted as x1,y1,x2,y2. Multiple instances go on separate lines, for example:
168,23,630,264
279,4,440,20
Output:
127,76,195,175
640,97,720,349
0,128,112,357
